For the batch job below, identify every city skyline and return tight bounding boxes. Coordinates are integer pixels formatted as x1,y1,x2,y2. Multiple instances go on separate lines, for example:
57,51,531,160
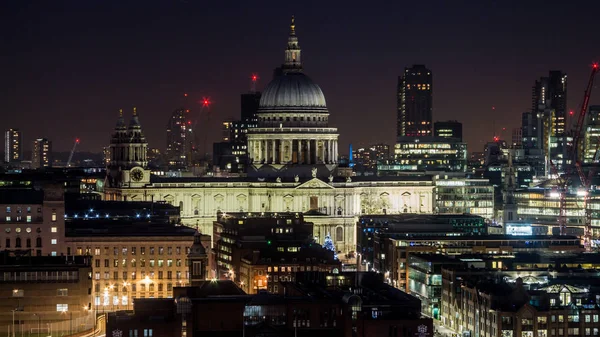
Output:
2,1,600,154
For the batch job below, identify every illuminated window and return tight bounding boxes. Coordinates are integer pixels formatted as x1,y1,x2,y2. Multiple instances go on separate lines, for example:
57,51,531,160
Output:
56,304,68,312
51,239,57,245
51,227,57,233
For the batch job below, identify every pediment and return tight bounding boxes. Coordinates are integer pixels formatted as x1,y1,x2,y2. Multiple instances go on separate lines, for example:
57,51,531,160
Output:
295,178,334,189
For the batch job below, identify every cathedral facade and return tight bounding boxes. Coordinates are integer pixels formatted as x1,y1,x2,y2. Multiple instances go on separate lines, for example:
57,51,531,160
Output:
103,18,436,255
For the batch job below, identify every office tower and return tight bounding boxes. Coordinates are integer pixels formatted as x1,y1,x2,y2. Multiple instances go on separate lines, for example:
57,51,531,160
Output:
165,108,191,168
397,65,433,138
4,128,22,163
433,120,462,141
511,127,523,147
241,92,261,124
31,138,52,169
532,71,567,135
583,105,600,163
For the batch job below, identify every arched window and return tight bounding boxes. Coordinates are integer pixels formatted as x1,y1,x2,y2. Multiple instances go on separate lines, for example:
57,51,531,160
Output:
26,238,31,248
335,227,344,242
15,237,21,248
36,237,42,248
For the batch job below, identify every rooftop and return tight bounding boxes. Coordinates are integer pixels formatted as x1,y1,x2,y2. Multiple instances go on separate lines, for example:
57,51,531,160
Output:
66,220,197,238
0,189,44,204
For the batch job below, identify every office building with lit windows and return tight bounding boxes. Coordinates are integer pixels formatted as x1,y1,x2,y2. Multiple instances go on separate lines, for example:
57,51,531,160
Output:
31,138,52,169
0,185,65,257
4,128,22,163
397,65,433,138
165,108,192,168
378,137,467,173
583,105,600,164
65,220,205,311
212,212,321,285
433,120,462,141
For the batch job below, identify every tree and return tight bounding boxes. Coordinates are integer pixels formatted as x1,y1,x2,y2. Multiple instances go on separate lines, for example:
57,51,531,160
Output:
323,233,338,260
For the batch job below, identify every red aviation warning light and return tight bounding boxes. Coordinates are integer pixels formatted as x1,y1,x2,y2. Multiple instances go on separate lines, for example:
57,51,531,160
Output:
493,136,499,142
250,73,259,92
201,97,211,108
570,110,574,116
184,93,188,97
75,138,80,144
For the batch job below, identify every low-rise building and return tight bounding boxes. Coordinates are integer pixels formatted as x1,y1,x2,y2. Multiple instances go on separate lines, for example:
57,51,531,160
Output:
107,273,433,337
0,253,93,336
372,233,583,291
239,244,340,294
0,185,66,257
65,220,206,311
379,136,467,173
213,212,317,283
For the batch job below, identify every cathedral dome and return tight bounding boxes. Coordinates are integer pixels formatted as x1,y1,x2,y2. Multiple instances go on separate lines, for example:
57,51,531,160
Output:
259,72,327,111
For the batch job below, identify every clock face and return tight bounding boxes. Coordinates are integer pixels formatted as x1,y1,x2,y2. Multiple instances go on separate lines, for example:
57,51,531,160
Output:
131,169,144,182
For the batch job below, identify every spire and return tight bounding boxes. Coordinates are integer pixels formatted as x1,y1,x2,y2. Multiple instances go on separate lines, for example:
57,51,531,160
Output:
290,15,295,36
282,15,302,73
129,106,141,129
115,108,126,130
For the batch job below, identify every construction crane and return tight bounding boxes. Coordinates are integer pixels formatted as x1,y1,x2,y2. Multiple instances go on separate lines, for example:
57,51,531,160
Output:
67,138,80,167
552,63,599,251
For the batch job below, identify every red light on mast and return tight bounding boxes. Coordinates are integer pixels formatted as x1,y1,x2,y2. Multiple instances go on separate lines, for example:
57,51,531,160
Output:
184,93,188,97
75,138,80,144
594,63,598,69
201,97,211,108
569,110,574,115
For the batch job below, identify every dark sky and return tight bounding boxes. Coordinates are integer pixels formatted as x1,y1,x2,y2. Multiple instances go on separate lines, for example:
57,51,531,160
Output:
2,0,600,155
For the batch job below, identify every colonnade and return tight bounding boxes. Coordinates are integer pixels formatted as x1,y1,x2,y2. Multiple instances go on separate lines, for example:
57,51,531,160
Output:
249,138,338,165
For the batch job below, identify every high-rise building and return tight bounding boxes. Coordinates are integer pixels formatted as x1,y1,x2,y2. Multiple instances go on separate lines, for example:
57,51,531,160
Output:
511,127,522,147
165,108,191,168
397,65,433,138
31,138,52,169
240,92,261,124
583,105,600,164
4,128,22,163
532,71,567,135
433,120,462,141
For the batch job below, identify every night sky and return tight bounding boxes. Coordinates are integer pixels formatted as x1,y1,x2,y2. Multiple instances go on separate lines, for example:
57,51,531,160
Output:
2,0,600,155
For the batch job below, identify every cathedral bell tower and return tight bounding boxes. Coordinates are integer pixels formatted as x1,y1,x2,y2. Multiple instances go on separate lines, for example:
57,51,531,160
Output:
106,107,151,188
283,15,302,73
187,231,208,286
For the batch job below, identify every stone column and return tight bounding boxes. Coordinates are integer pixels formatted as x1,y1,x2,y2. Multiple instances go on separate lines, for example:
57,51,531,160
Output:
327,140,332,164
307,139,312,165
272,139,276,164
258,140,262,163
299,139,304,164
334,140,338,163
